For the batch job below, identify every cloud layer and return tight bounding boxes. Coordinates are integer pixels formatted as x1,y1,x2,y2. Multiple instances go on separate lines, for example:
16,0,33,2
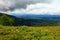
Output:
0,0,60,15
0,0,51,11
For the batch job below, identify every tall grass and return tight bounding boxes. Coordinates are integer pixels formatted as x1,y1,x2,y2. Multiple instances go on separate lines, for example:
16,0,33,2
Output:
0,26,60,40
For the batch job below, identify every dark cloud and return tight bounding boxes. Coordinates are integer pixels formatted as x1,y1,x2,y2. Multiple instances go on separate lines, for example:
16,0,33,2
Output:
0,0,51,12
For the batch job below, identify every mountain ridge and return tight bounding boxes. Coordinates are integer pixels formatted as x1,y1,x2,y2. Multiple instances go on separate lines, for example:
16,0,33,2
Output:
0,13,60,26
11,13,60,19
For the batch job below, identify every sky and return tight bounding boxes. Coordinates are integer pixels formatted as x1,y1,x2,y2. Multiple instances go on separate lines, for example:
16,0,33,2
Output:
0,0,60,15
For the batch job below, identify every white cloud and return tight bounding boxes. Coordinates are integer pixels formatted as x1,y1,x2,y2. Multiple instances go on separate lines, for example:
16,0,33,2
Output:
7,0,60,15
0,0,60,15
0,0,51,11
9,3,60,14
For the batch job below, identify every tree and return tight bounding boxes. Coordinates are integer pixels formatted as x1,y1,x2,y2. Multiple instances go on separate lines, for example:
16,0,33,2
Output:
0,15,14,26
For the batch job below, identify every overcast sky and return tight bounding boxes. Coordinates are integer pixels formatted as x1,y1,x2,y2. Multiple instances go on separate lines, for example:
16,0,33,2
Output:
0,0,60,15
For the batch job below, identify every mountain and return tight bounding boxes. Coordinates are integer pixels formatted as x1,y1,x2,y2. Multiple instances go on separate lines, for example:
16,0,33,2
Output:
0,13,60,26
11,13,60,26
11,13,60,19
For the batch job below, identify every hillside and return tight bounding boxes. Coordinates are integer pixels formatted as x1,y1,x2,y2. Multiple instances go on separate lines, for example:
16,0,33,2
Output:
0,13,22,26
0,13,60,26
12,14,60,26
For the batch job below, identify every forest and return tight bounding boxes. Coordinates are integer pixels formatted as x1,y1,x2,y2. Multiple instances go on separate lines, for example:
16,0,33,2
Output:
0,13,60,26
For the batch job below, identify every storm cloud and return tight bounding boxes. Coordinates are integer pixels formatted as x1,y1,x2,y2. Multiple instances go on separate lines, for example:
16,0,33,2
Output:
0,0,51,12
0,0,60,15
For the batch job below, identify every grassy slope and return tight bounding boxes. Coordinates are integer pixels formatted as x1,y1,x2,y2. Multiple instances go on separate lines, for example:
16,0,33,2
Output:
0,26,60,40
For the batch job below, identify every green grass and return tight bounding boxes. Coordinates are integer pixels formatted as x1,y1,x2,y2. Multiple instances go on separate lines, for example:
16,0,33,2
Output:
0,25,60,40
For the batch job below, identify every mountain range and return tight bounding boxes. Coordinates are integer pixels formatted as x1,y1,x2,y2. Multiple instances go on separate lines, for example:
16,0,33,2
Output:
11,13,60,19
0,13,60,26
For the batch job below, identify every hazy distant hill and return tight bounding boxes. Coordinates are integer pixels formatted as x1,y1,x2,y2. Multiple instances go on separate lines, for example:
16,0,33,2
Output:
12,13,60,26
12,13,60,19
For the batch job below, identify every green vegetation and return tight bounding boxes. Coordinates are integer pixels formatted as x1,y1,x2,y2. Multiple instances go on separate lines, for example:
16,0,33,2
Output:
0,13,60,40
0,15,14,26
0,14,60,26
0,26,60,40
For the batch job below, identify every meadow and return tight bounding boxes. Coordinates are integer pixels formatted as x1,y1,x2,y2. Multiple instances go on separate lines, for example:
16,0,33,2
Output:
0,25,60,40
